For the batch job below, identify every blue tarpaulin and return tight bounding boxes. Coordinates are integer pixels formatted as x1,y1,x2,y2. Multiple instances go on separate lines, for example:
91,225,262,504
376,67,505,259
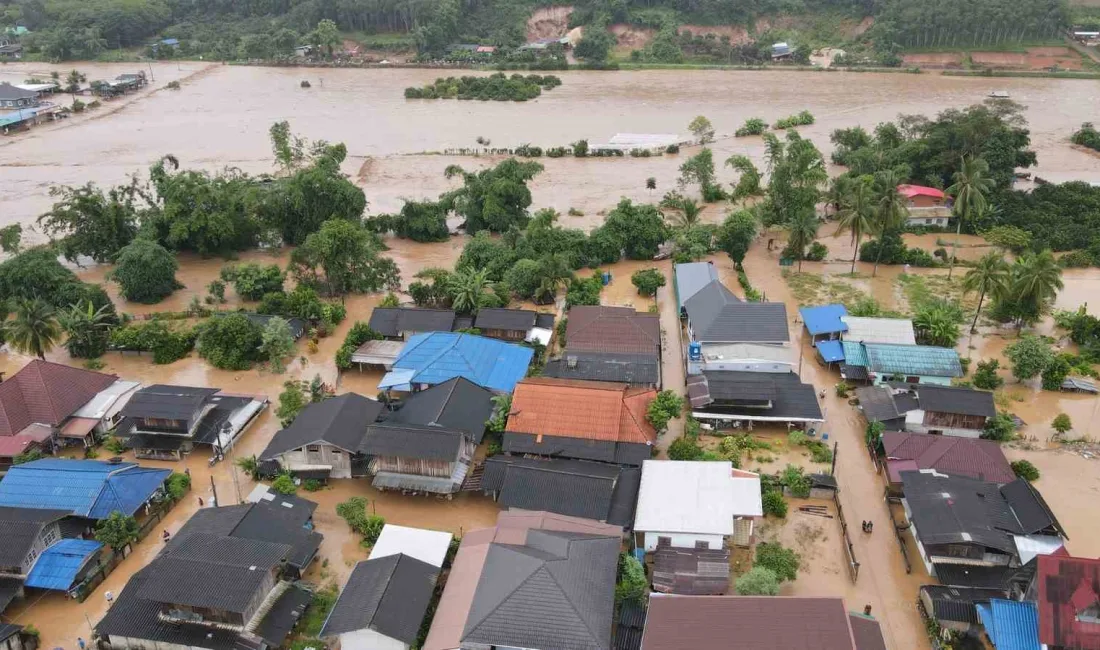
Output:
24,539,102,591
799,304,849,336
978,599,1041,650
816,340,845,363
382,332,533,393
0,459,170,519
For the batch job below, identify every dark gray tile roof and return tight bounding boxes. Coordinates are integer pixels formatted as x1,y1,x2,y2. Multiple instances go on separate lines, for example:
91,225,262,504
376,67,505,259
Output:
902,472,1024,554
0,624,21,644
0,83,36,101
0,579,20,615
261,393,384,459
360,423,464,461
121,385,219,420
503,432,651,466
695,371,823,421
254,584,312,646
615,602,646,650
368,307,455,338
674,262,721,309
97,565,254,650
0,506,70,567
684,281,790,343
535,313,556,329
168,501,321,571
1000,478,1064,536
216,313,307,339
481,456,640,527
855,386,901,422
462,530,619,650
935,564,1020,590
544,352,660,386
920,585,1007,624
849,614,888,650
381,377,493,444
915,385,996,418
321,554,439,643
474,308,538,332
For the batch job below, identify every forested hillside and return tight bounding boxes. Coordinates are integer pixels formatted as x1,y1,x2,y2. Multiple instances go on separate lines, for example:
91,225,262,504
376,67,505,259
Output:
0,0,1071,61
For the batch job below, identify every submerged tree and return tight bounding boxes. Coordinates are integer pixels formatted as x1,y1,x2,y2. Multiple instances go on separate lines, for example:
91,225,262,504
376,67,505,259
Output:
441,159,543,234
962,252,1011,334
5,298,62,360
834,176,875,273
946,155,994,278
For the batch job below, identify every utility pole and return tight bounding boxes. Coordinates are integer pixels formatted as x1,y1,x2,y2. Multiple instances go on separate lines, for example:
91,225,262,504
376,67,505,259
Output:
210,474,219,509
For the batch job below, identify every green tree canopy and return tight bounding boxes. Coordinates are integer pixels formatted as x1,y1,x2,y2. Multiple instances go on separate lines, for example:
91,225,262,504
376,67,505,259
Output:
1005,335,1053,381
59,300,115,359
38,181,140,263
94,511,139,551
716,209,757,266
221,263,285,301
441,159,544,234
735,566,780,596
198,313,264,370
646,390,684,432
260,316,296,373
112,239,180,304
601,199,670,260
631,268,666,297
290,219,400,296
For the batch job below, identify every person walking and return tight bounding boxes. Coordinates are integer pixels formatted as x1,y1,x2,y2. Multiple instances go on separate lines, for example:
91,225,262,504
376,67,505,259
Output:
105,590,114,605
78,638,86,650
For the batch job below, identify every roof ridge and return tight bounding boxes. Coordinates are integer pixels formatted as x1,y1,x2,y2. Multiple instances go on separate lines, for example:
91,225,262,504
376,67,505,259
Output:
368,554,404,629
433,379,460,424
25,362,66,429
541,540,608,650
463,545,548,637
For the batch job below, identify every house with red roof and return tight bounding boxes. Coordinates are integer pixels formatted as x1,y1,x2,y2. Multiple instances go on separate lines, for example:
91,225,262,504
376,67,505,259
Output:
882,431,1015,495
0,360,138,470
898,184,954,227
1038,551,1100,649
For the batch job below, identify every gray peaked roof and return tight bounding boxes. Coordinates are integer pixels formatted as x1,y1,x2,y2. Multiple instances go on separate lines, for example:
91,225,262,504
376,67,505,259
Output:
544,352,660,386
321,553,439,643
0,506,70,567
474,308,540,332
462,529,619,650
674,262,721,310
380,377,493,443
367,307,456,338
260,393,385,459
121,385,219,420
683,281,789,343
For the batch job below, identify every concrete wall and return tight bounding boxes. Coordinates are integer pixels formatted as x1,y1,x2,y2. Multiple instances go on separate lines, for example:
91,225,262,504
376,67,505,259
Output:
641,531,725,552
339,629,408,650
280,443,352,479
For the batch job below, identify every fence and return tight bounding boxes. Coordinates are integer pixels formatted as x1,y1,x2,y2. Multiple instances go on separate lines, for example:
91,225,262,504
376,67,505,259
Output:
833,487,860,583
885,490,914,574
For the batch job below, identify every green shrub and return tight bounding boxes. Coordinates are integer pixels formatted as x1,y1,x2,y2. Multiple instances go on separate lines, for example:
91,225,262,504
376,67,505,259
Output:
735,117,767,137
271,473,297,494
973,359,1004,390
773,110,815,129
754,542,800,582
982,412,1016,441
103,437,126,454
631,268,666,297
735,566,779,595
198,313,264,370
1052,413,1073,435
164,472,191,500
762,490,788,518
1011,460,1040,482
335,322,383,370
780,464,810,498
668,435,704,461
615,553,648,604
788,430,807,447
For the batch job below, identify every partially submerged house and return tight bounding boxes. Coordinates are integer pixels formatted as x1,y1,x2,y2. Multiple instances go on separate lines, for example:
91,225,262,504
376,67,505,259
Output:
120,385,267,461
687,370,824,426
682,279,792,374
367,307,456,340
423,510,621,650
858,384,996,438
882,431,1014,492
633,460,762,551
260,393,385,480
901,471,1065,579
321,525,451,650
557,305,662,387
473,308,554,343
0,360,129,467
801,304,849,342
841,342,963,385
899,184,953,227
96,530,314,650
919,585,1010,636
480,456,641,527
0,83,38,110
640,594,888,650
977,599,1041,650
503,377,657,465
1037,552,1100,649
379,332,533,393
0,506,70,615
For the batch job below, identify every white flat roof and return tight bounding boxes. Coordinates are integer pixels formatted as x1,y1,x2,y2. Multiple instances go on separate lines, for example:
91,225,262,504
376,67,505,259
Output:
369,524,453,568
841,316,916,345
72,380,141,419
15,83,58,92
634,460,761,535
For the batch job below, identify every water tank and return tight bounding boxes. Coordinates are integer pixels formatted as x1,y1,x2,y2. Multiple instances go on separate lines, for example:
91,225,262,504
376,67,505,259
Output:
689,342,702,361
601,271,612,286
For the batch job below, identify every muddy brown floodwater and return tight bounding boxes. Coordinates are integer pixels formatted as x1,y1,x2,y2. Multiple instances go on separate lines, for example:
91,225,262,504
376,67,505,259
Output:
2,63,1100,650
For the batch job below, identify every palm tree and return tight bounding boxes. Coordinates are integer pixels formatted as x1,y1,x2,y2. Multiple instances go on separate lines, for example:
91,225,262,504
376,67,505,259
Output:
962,252,1011,334
787,211,819,272
869,170,909,277
825,176,854,217
59,300,115,359
5,298,62,360
449,267,491,315
946,156,994,279
667,198,703,228
834,178,875,274
533,253,572,304
1010,250,1063,328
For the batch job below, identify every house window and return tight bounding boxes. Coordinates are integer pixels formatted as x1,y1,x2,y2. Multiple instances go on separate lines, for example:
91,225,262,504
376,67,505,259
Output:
39,527,58,547
695,540,710,549
331,449,341,456
936,218,945,225
947,544,971,557
306,445,321,453
657,536,671,547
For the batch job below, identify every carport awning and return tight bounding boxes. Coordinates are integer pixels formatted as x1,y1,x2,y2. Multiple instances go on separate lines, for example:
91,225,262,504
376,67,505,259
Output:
59,417,99,439
378,368,415,390
24,539,103,591
816,340,845,364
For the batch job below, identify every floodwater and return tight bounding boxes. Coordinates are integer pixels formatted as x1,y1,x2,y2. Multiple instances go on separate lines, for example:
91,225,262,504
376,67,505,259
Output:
1,62,1099,650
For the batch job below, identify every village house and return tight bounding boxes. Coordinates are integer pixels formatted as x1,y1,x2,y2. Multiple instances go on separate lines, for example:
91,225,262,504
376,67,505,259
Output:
687,370,824,427
801,303,850,342
472,307,554,343
0,83,38,110
0,360,136,469
674,261,721,316
640,594,887,650
260,393,385,480
423,510,621,650
480,455,641,527
379,332,533,393
902,471,1066,579
0,625,23,650
977,599,1042,650
858,384,996,438
650,543,731,595
321,525,451,650
899,184,954,227
919,585,1011,636
682,277,792,374
367,307,457,340
633,460,763,551
881,431,1015,494
1036,551,1100,649
0,507,70,616
503,377,657,465
348,338,405,371
95,530,314,650
841,341,963,385
551,305,662,387
119,384,267,461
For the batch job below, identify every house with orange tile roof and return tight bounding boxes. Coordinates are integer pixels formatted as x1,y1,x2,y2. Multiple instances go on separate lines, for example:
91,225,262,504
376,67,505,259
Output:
502,377,657,466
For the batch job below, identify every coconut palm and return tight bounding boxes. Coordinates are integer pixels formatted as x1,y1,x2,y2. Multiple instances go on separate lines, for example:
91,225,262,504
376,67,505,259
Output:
448,267,491,315
1009,250,1063,328
59,300,115,359
962,252,1011,334
5,298,62,360
667,198,703,228
869,169,910,277
825,176,854,217
786,210,819,272
946,156,994,278
834,178,875,274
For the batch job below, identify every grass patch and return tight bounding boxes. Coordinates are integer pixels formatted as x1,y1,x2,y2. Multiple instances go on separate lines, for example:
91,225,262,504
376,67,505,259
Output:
783,271,872,310
903,39,1065,54
896,273,975,315
347,31,417,48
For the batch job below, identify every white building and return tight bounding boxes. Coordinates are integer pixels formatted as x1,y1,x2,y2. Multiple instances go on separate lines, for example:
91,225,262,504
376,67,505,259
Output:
633,460,762,551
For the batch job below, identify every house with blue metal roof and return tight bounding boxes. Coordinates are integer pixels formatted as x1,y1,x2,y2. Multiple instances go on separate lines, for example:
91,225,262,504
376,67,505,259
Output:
840,342,962,386
0,459,171,522
23,538,103,592
977,599,1041,650
799,305,848,342
379,332,533,393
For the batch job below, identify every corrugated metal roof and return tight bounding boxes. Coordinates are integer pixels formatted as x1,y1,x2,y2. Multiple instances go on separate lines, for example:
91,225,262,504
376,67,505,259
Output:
979,599,1041,650
816,340,845,363
384,332,533,393
674,262,720,309
24,539,102,590
863,343,963,378
841,316,916,345
0,459,170,519
800,304,849,336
